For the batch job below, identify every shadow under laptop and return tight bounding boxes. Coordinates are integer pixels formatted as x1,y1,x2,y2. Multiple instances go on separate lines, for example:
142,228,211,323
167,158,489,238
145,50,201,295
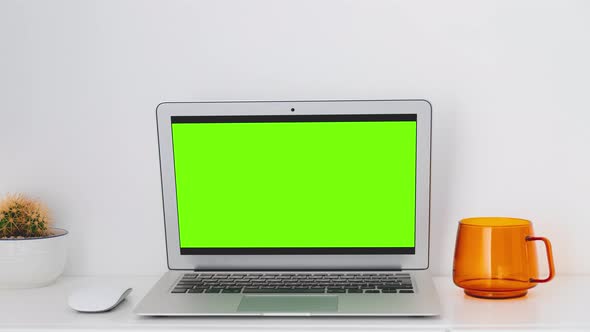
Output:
135,315,444,331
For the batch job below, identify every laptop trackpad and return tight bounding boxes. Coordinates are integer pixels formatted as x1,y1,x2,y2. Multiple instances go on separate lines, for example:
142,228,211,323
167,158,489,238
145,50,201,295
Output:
238,296,338,313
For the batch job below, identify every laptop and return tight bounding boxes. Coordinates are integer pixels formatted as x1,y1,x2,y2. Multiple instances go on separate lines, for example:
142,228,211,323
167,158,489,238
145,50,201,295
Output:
134,100,440,316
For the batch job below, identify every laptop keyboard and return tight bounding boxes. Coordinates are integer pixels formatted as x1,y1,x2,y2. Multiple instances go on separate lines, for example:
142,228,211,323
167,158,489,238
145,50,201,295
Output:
171,272,414,294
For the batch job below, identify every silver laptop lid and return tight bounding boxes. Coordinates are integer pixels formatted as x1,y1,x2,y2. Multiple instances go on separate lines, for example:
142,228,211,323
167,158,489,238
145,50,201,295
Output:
156,100,431,270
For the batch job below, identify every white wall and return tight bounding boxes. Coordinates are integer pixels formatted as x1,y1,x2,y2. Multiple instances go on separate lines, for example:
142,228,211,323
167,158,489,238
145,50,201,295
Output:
1,0,589,276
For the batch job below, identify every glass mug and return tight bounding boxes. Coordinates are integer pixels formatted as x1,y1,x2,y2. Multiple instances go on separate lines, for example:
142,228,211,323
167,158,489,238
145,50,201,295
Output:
453,217,555,299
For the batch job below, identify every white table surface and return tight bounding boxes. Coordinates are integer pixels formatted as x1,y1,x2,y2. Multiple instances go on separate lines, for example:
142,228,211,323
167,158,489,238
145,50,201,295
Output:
0,275,588,331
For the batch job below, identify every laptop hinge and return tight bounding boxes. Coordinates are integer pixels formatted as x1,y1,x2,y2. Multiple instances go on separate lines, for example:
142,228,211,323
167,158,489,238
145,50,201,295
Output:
193,267,404,272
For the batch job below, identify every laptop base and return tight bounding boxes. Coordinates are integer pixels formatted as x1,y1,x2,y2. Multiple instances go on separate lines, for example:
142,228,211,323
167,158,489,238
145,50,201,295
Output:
134,270,440,316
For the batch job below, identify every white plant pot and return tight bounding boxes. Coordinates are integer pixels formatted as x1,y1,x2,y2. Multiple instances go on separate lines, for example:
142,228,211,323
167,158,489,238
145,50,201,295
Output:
0,228,68,288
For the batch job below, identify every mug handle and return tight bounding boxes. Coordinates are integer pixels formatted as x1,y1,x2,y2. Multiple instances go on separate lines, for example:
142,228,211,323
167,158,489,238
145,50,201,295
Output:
526,236,555,283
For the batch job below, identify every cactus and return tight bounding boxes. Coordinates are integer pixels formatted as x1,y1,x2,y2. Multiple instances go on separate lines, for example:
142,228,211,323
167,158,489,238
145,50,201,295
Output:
0,194,52,238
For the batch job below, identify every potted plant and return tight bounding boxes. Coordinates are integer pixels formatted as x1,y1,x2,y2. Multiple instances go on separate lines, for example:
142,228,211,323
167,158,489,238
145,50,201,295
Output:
0,194,68,288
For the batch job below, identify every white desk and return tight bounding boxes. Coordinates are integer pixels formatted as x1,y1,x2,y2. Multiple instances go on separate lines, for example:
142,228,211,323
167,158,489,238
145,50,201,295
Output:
0,276,588,331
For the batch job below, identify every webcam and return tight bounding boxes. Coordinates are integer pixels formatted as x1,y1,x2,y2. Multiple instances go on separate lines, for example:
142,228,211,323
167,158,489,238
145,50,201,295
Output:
291,108,295,112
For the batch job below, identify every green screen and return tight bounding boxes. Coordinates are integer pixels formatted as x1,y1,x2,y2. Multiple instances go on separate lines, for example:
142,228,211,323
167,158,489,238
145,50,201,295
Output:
172,119,416,248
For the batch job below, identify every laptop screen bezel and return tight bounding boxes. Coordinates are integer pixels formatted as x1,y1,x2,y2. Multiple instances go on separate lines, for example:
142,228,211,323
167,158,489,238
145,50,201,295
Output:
157,100,431,270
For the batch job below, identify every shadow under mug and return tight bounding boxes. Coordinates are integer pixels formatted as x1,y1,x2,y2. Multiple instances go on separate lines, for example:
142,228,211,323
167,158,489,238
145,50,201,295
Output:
453,217,555,299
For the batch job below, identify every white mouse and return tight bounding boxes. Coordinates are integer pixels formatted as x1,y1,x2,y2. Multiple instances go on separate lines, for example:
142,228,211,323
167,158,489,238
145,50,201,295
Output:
68,286,132,313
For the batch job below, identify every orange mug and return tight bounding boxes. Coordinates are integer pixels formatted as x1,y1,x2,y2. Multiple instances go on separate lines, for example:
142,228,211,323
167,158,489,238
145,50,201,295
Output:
453,217,555,299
